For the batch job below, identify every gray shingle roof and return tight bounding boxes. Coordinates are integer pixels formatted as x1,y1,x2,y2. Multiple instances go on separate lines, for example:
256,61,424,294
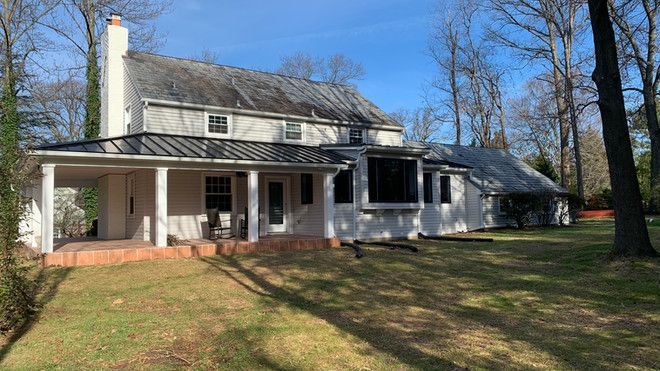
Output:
123,51,400,128
38,133,352,165
424,143,566,194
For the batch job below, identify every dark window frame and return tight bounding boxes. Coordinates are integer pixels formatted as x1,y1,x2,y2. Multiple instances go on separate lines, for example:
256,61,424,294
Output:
205,175,232,212
423,172,433,203
301,173,313,204
368,157,418,203
349,128,364,144
334,170,353,203
440,175,451,204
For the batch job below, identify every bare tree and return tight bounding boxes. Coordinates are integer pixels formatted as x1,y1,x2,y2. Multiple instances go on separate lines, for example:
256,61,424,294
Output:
188,48,220,64
276,51,365,84
29,73,86,142
580,125,611,196
393,107,443,142
487,0,587,198
587,0,655,257
608,0,660,209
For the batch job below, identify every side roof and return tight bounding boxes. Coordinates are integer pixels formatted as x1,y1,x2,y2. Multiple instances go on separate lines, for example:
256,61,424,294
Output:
424,142,566,194
123,51,402,128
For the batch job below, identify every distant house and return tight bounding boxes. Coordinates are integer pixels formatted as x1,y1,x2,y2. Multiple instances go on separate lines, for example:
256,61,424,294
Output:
24,14,566,257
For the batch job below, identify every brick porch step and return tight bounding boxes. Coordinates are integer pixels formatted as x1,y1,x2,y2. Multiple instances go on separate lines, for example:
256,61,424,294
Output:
41,237,341,267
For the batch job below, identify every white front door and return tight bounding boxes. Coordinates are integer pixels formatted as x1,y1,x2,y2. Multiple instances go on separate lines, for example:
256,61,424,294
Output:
266,178,288,233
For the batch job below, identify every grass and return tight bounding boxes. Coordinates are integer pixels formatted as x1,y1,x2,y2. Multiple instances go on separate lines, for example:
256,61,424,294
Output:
1,219,659,370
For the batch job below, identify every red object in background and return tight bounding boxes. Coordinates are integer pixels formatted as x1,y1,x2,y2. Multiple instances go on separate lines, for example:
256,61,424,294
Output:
577,210,615,218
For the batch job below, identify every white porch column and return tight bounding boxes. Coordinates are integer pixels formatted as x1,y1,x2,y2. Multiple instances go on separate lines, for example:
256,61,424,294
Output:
155,167,168,247
247,171,259,243
323,173,335,238
40,164,55,253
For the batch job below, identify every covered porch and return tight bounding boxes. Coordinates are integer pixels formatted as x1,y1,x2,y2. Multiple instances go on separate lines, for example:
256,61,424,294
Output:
29,133,351,262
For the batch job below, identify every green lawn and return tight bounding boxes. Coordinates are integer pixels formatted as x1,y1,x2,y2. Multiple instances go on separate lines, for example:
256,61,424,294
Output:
1,219,658,370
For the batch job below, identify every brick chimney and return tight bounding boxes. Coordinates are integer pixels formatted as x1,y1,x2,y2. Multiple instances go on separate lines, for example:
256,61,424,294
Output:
100,13,128,138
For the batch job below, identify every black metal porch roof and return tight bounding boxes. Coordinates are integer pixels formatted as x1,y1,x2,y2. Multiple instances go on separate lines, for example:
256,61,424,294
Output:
36,133,353,165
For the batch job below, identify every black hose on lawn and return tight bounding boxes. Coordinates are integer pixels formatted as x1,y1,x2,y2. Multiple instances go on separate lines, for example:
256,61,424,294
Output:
341,241,364,258
354,240,419,253
418,232,493,242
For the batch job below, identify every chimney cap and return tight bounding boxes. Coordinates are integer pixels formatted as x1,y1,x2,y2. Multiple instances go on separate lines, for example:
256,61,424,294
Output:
107,13,122,26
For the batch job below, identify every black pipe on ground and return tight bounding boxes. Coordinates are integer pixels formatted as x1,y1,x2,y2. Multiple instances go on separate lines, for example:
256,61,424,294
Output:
418,232,493,242
355,240,419,253
341,241,364,258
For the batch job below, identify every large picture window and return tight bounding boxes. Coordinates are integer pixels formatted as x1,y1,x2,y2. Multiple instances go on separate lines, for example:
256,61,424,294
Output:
334,170,353,203
205,176,232,212
440,175,451,204
368,157,418,203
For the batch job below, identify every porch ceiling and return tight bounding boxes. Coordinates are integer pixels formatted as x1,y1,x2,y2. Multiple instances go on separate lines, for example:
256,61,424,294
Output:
53,166,138,187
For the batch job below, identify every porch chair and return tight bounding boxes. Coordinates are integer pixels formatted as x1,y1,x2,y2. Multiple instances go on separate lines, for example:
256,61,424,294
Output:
239,207,248,240
206,208,233,240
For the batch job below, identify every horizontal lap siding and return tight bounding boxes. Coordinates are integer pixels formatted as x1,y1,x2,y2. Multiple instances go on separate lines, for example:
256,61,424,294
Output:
290,173,324,236
334,204,354,239
144,105,402,146
124,67,143,133
356,210,419,240
482,195,510,228
440,173,467,234
420,172,441,236
147,105,205,136
465,181,482,231
126,169,153,241
167,170,204,239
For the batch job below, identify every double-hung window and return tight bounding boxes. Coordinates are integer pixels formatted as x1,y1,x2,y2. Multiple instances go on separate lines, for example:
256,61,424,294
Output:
285,122,303,141
368,157,418,203
334,170,353,203
423,173,433,203
207,114,230,136
349,128,364,144
440,175,451,204
301,173,313,204
205,176,232,212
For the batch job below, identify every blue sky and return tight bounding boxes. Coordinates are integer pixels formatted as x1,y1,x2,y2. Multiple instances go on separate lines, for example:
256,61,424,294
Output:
157,0,439,114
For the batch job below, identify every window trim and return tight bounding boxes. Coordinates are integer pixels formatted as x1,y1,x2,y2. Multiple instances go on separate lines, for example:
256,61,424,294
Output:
200,173,236,215
440,175,452,204
348,128,366,144
204,112,232,139
283,121,305,142
301,173,313,205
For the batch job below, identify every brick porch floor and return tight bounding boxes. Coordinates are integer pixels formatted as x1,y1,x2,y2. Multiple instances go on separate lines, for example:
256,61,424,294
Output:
42,235,340,267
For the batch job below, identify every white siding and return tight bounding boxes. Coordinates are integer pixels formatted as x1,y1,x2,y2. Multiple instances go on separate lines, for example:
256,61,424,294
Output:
124,66,143,134
144,104,403,146
334,203,354,239
167,170,204,239
355,210,419,240
290,173,325,236
482,195,511,228
465,180,483,231
440,173,467,234
420,172,441,236
126,169,154,241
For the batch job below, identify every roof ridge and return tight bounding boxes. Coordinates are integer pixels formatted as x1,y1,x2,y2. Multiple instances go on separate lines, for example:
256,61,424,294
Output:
126,50,354,89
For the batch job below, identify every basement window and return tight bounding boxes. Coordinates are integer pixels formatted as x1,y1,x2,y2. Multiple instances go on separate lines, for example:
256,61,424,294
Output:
368,157,418,203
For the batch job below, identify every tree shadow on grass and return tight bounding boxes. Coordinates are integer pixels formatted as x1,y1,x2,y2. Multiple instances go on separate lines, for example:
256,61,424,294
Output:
201,255,460,370
0,266,72,362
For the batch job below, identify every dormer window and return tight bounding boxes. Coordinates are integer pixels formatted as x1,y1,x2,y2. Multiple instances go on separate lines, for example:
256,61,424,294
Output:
206,113,231,138
285,122,304,141
349,128,365,144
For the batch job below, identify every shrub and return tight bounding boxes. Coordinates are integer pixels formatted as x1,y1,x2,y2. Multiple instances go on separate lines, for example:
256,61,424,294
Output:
586,188,613,210
500,192,544,229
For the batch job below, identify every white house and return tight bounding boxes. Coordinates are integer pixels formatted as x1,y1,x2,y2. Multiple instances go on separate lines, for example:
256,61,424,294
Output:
25,15,566,262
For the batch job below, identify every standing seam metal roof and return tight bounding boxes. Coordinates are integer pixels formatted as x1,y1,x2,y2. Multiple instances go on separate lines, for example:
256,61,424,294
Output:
37,133,353,165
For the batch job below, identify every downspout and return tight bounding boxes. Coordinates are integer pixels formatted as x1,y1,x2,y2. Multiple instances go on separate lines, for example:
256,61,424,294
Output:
352,146,368,241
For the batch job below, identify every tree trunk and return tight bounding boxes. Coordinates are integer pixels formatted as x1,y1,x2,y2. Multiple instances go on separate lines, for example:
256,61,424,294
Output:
450,46,461,145
643,87,660,210
547,18,571,190
588,0,656,257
